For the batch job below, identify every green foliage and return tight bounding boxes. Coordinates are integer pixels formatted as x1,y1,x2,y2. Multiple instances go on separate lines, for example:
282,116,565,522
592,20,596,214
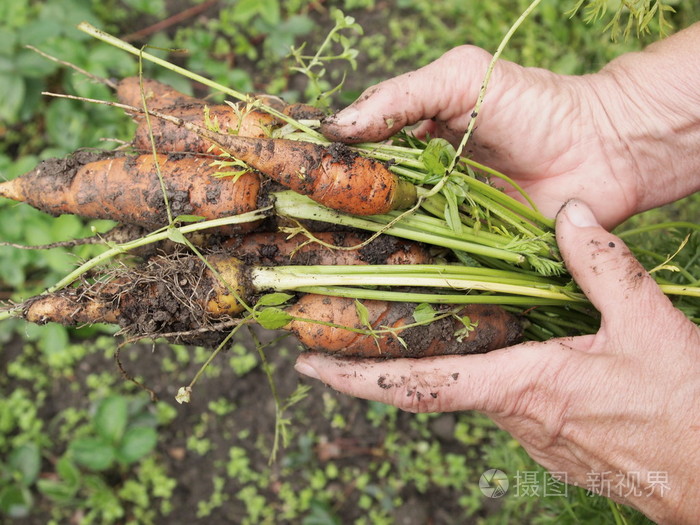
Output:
0,388,48,468
67,395,158,472
568,0,678,39
229,342,259,376
33,395,170,525
0,442,41,517
289,9,363,108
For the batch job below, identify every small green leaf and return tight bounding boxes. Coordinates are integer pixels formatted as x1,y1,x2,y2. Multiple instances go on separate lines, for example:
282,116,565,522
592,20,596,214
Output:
173,215,205,224
94,396,128,444
419,138,455,183
354,300,370,328
8,442,41,486
412,303,437,324
454,316,478,342
117,427,158,465
444,189,463,235
0,74,25,124
55,457,81,488
0,485,32,518
256,308,293,330
166,227,187,245
255,293,295,308
69,437,115,472
37,479,77,503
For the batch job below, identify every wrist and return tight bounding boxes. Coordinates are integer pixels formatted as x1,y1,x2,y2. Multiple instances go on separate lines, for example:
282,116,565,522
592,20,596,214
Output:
588,23,700,214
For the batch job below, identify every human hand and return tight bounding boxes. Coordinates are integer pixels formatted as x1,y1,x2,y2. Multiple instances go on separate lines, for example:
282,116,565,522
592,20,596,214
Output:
322,23,700,228
295,199,700,523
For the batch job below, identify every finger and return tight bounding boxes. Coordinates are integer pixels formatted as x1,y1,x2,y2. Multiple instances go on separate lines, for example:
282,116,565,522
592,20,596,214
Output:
294,341,572,414
556,199,676,328
320,45,492,143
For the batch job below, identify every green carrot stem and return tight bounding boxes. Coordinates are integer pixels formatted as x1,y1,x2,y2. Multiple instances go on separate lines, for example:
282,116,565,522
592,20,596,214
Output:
658,284,700,298
250,267,586,302
617,221,700,238
453,179,549,237
290,286,580,307
281,263,557,286
420,195,552,257
531,316,569,337
460,157,542,216
523,310,598,332
274,192,527,265
384,161,551,237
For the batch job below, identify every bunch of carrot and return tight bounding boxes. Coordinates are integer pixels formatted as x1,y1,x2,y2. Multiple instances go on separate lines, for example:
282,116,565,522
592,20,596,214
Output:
1,72,698,361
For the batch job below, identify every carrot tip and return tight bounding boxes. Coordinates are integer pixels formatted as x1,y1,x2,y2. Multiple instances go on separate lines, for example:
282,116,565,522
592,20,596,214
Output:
0,179,25,203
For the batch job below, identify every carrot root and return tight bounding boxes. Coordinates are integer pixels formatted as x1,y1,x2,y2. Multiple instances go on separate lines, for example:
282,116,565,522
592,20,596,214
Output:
286,295,524,358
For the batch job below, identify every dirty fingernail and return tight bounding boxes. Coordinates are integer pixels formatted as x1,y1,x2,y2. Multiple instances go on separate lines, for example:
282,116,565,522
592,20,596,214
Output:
564,199,599,228
295,361,320,381
328,106,359,128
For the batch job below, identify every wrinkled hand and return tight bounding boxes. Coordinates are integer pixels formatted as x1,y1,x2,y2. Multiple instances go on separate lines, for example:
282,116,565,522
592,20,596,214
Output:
321,25,700,228
295,199,700,523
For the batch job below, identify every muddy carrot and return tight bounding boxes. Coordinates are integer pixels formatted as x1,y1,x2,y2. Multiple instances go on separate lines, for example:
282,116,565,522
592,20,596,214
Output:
286,295,524,357
21,250,524,357
0,151,262,231
223,231,433,266
116,76,289,113
116,76,205,110
23,254,249,333
117,77,283,153
196,133,418,215
130,103,279,154
22,259,523,356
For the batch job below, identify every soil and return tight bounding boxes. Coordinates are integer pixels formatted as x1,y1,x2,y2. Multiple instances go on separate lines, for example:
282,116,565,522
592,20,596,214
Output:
2,330,501,525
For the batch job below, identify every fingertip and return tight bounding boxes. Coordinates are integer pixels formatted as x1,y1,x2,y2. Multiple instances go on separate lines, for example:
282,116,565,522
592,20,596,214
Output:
320,109,404,143
557,199,599,229
319,107,360,142
554,200,670,321
294,357,320,381
320,79,414,143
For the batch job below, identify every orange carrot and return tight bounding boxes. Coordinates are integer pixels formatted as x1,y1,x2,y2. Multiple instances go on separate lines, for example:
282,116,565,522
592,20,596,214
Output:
22,262,523,356
0,152,261,230
117,77,283,154
196,134,418,215
117,80,415,215
223,232,432,266
23,254,248,333
116,77,204,110
130,103,279,154
286,295,524,357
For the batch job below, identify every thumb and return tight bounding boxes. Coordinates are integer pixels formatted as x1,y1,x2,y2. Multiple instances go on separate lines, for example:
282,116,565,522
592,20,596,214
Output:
556,199,674,327
320,46,491,143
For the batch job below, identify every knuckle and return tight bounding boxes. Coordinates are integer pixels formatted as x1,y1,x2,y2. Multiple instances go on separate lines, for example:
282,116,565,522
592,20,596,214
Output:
391,387,444,414
501,351,574,439
378,365,463,413
439,45,493,67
